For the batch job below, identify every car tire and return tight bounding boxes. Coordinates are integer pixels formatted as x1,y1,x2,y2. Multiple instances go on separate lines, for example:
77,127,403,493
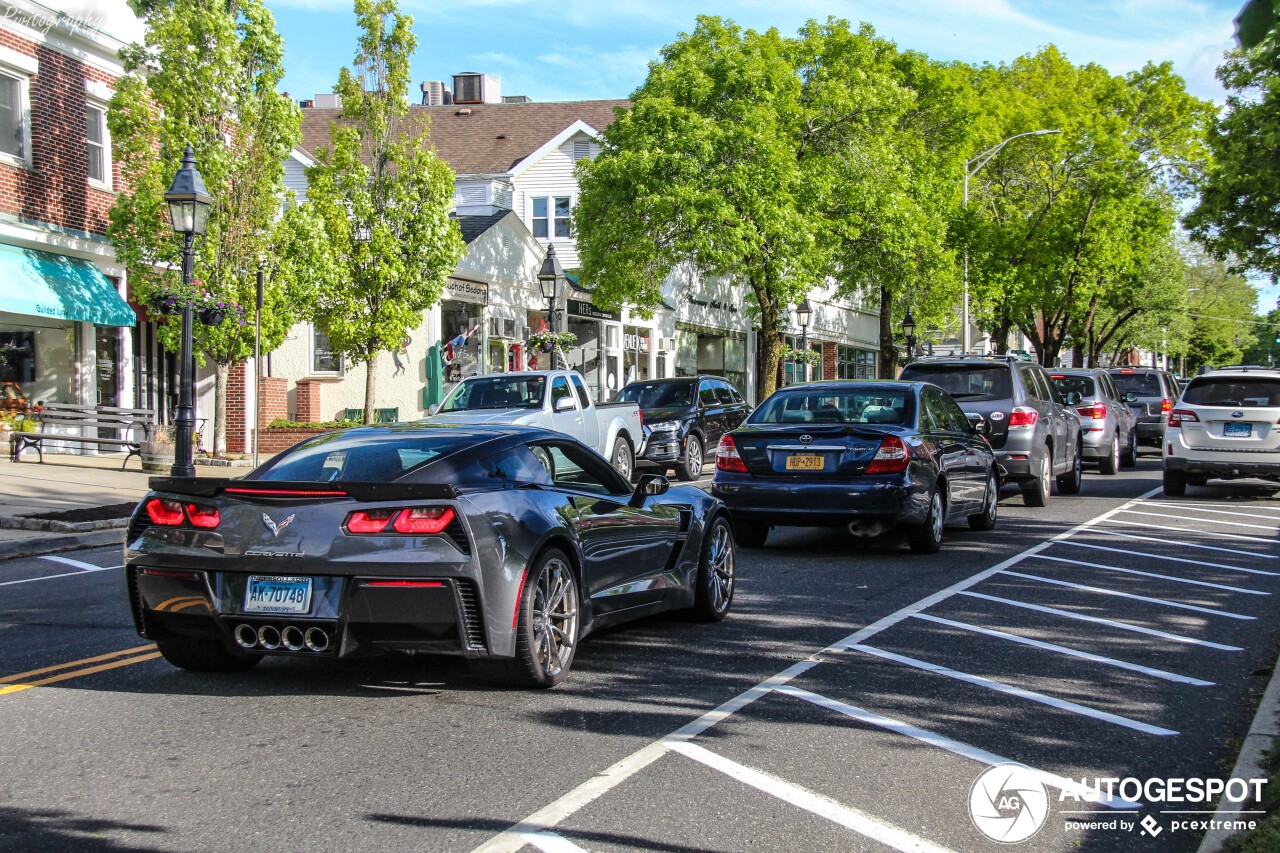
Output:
676,435,703,482
1022,451,1052,507
969,471,999,531
1057,440,1083,495
485,548,580,689
692,515,735,621
1099,436,1119,475
1163,470,1187,498
908,489,945,554
156,638,262,673
610,437,634,481
733,519,768,549
1120,431,1138,468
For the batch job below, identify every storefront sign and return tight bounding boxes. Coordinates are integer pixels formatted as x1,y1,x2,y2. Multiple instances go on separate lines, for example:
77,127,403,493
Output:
445,279,489,303
568,299,620,322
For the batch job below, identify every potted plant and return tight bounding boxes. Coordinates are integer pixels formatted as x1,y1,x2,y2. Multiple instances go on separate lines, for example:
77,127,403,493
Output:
527,331,578,357
140,425,176,473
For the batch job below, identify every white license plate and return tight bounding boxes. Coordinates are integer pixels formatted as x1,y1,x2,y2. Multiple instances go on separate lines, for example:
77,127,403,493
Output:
1223,423,1252,437
244,575,313,614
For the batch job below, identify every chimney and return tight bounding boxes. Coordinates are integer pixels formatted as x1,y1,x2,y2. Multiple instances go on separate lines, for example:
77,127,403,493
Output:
300,99,315,109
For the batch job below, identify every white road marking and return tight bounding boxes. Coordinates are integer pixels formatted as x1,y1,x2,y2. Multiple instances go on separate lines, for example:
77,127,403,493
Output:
1056,540,1280,576
1118,508,1280,532
667,740,960,853
1029,553,1267,595
38,555,116,572
1143,501,1280,517
1100,517,1277,544
0,562,122,587
959,591,1244,651
999,569,1256,620
521,832,591,853
848,644,1179,736
911,613,1214,686
1086,527,1278,558
773,685,1144,807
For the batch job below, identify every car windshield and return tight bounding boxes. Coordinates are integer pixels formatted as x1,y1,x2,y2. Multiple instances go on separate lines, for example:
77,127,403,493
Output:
1182,377,1280,407
1112,372,1162,396
615,381,694,409
750,387,916,425
258,431,474,482
439,376,546,412
1049,375,1095,400
898,364,1012,401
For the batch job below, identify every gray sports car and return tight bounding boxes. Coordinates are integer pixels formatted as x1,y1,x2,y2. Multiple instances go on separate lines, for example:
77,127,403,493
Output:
125,424,736,687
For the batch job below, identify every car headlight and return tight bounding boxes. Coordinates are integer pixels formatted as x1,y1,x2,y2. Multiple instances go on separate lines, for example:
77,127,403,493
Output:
647,421,681,434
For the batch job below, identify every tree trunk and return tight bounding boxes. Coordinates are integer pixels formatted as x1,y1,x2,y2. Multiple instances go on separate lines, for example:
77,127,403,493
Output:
878,285,897,378
755,291,782,403
213,361,229,457
364,352,379,424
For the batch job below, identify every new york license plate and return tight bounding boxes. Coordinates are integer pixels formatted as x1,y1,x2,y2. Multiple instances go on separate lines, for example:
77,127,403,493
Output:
1224,423,1252,437
244,576,313,614
786,454,825,471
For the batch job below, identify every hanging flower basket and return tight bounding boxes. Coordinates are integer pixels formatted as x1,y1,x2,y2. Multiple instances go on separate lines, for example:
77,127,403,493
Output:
151,294,185,316
528,331,578,356
199,307,228,326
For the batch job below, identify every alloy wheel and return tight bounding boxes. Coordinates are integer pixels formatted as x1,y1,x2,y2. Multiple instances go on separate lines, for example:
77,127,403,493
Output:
706,520,735,613
930,492,944,542
531,558,578,679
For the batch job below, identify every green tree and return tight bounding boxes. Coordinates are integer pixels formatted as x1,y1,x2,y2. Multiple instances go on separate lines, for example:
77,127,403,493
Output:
109,0,311,454
1186,37,1280,277
303,0,464,423
1182,249,1259,372
1241,306,1280,368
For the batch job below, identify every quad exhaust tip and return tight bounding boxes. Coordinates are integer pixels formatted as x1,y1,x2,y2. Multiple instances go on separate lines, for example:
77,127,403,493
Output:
234,623,330,652
234,624,257,649
304,627,330,652
257,625,282,650
281,625,305,651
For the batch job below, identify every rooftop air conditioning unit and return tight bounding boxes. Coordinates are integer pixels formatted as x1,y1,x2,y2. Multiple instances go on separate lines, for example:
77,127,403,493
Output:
487,317,501,338
660,338,676,352
503,318,517,339
452,72,501,105
421,80,449,106
314,93,342,109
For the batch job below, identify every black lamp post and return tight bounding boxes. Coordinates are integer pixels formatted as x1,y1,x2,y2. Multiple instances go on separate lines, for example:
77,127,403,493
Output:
902,309,918,362
164,144,213,478
795,298,813,382
537,245,564,369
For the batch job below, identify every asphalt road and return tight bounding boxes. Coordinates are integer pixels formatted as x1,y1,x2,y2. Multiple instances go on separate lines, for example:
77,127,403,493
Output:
1,456,1277,853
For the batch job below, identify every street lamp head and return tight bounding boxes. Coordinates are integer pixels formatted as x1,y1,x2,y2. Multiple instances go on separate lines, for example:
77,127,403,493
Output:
164,144,213,237
795,298,813,329
537,245,564,301
1032,129,1061,136
902,309,916,339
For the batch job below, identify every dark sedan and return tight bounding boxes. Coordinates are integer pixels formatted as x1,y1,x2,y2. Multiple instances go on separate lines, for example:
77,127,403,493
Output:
125,424,735,688
711,381,998,553
617,376,752,481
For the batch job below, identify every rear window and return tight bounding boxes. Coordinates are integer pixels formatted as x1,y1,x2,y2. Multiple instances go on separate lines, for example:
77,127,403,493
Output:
899,364,1013,401
750,387,916,425
1049,375,1096,400
1111,372,1162,396
1182,377,1280,408
258,431,473,482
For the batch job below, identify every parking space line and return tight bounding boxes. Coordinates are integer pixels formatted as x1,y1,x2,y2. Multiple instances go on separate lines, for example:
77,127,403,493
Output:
1087,527,1278,558
1055,540,1280,576
999,570,1256,620
910,614,1213,686
38,555,119,572
666,740,960,853
521,832,591,853
773,685,1144,807
959,591,1244,651
1028,553,1267,595
1143,501,1280,517
0,569,114,588
848,645,1179,736
1100,517,1277,544
1118,509,1280,532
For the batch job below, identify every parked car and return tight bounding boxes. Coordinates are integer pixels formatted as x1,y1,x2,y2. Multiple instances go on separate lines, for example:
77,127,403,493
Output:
899,355,1083,506
126,424,735,687
1106,366,1180,453
1048,368,1139,474
617,375,751,481
1162,367,1280,496
425,370,643,478
711,380,999,553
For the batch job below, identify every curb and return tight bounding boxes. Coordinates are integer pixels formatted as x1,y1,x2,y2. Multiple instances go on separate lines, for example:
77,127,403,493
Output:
1198,664,1280,853
0,528,125,561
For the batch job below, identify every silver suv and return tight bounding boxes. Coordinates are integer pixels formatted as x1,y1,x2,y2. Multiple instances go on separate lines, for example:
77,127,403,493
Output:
1048,368,1139,474
900,355,1083,506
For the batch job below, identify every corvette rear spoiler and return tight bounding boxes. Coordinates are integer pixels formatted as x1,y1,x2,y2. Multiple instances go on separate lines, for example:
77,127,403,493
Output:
148,477,459,501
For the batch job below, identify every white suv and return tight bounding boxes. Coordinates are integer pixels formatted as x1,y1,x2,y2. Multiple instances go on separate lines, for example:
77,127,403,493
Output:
1163,367,1280,496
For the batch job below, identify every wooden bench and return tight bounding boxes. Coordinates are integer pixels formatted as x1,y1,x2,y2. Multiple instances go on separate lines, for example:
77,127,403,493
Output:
11,404,157,470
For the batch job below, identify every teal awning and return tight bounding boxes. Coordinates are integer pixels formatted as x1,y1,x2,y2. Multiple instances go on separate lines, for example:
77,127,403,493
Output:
0,243,135,327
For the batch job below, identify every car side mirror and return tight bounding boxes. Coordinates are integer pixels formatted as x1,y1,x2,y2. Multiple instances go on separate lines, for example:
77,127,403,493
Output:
1122,392,1138,404
554,396,575,413
630,473,670,506
1064,391,1081,406
966,414,989,435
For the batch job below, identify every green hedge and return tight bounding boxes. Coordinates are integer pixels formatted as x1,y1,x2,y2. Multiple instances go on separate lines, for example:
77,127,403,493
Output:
265,419,359,430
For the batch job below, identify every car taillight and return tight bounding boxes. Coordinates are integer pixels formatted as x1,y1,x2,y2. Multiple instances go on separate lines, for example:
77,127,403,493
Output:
1007,407,1039,430
865,435,910,474
344,509,396,534
716,435,747,473
392,507,455,535
1167,409,1199,427
185,503,221,529
1161,398,1172,414
1076,402,1106,419
144,498,184,526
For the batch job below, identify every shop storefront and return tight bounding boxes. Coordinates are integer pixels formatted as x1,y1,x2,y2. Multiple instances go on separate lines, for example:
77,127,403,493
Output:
781,335,825,386
675,323,748,397
566,298,623,400
439,278,487,384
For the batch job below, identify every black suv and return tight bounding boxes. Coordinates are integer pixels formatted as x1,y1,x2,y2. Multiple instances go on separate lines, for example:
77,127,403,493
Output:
1105,367,1180,452
899,355,1083,506
616,375,752,480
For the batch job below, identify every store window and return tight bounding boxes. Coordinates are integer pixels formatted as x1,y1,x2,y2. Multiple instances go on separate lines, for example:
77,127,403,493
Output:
837,345,877,379
311,327,342,374
0,71,26,162
441,300,483,382
0,330,35,383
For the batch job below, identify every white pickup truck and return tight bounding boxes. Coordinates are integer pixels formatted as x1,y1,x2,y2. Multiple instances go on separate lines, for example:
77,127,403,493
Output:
425,370,645,478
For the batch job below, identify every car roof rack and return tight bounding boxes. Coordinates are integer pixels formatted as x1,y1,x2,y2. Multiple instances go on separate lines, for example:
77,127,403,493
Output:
1200,364,1278,373
907,352,1035,363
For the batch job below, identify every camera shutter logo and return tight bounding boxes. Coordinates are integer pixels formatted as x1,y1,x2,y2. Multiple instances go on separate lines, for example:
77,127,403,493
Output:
969,764,1049,843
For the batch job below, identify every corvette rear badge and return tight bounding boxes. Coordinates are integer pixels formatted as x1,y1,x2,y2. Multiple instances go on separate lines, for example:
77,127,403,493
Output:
262,513,296,538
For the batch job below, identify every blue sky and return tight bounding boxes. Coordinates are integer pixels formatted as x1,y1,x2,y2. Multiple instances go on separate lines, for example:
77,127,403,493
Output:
264,0,1243,105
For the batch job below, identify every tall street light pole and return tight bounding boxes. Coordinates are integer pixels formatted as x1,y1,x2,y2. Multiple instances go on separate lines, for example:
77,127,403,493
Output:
164,145,213,478
962,129,1060,353
795,298,812,383
537,245,565,370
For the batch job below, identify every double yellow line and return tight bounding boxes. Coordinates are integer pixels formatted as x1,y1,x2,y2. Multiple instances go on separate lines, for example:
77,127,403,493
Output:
0,644,161,696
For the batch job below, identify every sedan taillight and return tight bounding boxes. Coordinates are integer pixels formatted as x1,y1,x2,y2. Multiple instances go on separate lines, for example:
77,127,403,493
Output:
865,435,910,475
1007,407,1039,430
344,507,455,536
1076,402,1106,420
1167,409,1199,427
1161,398,1173,414
715,435,747,473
